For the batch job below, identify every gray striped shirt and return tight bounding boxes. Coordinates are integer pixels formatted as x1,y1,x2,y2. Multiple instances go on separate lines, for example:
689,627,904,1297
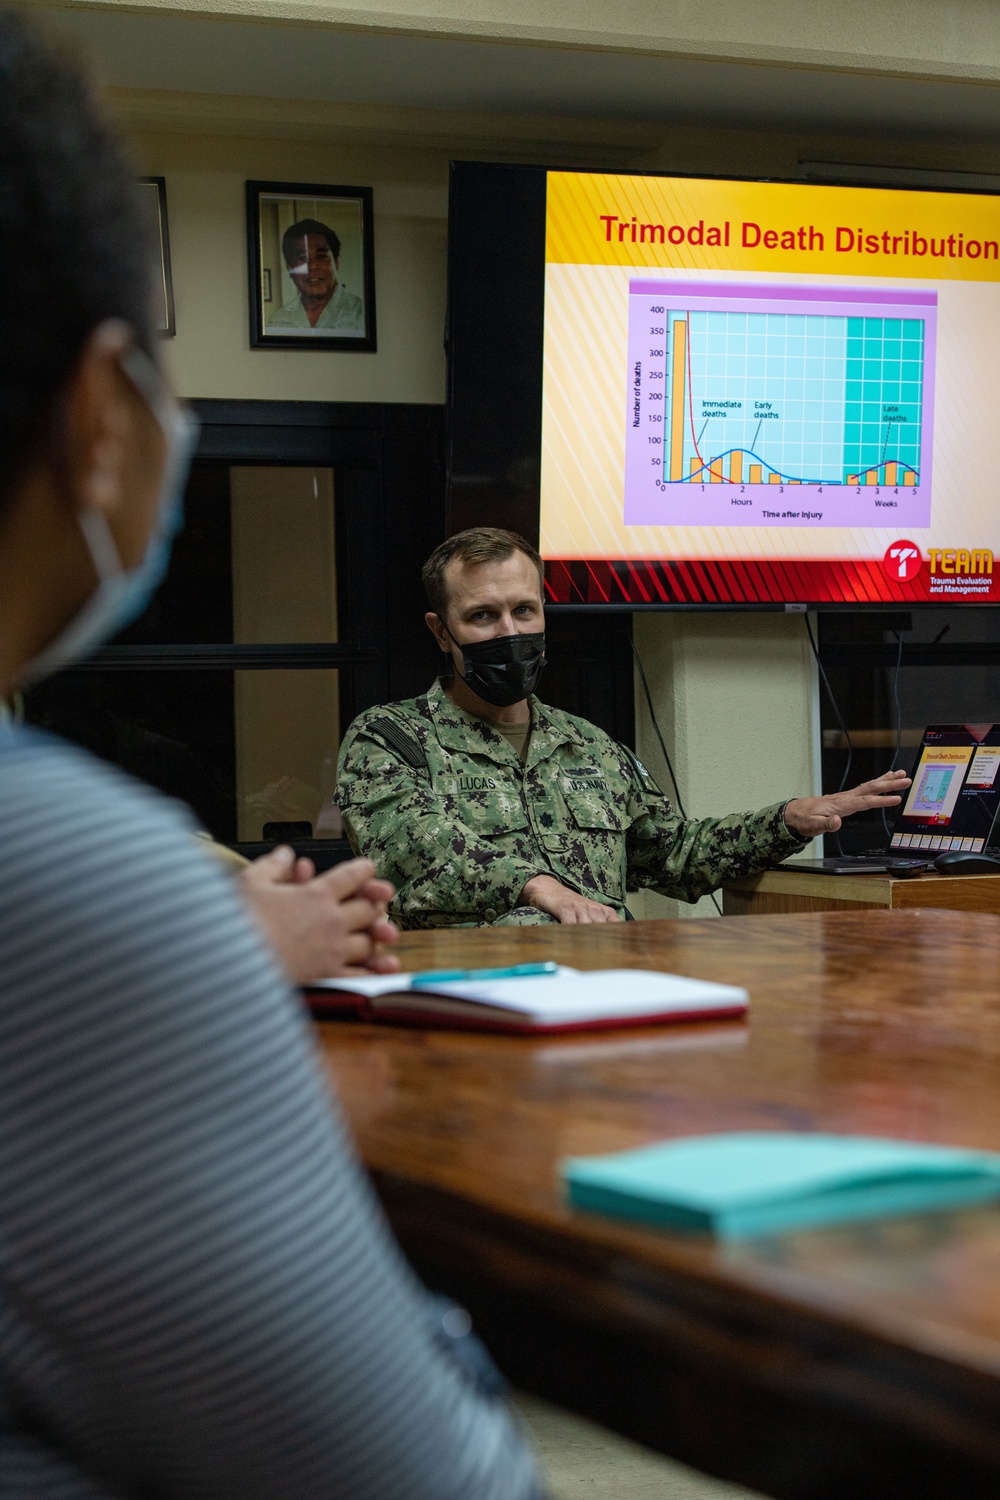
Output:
0,724,542,1499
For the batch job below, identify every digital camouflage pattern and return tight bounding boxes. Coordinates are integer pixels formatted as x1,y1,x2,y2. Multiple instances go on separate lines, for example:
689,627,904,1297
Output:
335,679,807,929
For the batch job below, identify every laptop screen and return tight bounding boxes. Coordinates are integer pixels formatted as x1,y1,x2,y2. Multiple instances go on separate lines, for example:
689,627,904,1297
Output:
889,725,1000,854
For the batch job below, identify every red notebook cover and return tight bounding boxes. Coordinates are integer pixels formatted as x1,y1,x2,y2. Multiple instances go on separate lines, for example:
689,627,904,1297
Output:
305,969,748,1034
344,1000,748,1035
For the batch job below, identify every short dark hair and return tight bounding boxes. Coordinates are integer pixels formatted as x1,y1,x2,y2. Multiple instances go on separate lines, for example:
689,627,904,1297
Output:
422,528,545,618
0,9,155,516
282,218,341,265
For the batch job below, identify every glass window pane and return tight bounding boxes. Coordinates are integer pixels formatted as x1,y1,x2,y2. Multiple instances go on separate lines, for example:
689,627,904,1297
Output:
115,463,338,647
118,461,234,644
22,668,344,846
230,467,338,644
234,667,340,840
23,670,237,841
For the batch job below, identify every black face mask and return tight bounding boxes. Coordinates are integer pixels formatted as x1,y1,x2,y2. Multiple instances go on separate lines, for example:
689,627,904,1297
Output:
444,625,547,708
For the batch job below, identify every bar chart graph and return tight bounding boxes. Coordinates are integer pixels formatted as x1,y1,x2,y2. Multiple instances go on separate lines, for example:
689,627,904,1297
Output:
624,281,936,528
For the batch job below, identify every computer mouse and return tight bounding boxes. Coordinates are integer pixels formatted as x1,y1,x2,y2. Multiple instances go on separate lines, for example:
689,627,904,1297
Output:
934,851,1000,875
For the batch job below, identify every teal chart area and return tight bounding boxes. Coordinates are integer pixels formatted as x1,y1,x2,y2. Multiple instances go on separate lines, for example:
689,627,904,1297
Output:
625,282,937,528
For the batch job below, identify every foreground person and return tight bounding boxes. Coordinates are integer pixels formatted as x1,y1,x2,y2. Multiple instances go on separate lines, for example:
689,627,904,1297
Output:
0,15,541,1497
336,528,910,927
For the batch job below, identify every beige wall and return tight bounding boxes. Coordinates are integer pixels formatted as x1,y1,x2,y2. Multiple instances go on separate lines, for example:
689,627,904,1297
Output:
129,127,449,403
630,613,821,919
620,119,1000,916
125,107,1000,405
60,0,1000,83
122,105,998,893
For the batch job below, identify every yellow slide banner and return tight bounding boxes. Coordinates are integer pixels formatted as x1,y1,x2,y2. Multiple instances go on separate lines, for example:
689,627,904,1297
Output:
546,172,1000,282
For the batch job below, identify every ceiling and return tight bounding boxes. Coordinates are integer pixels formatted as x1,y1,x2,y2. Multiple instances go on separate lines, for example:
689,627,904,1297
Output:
41,4,1000,145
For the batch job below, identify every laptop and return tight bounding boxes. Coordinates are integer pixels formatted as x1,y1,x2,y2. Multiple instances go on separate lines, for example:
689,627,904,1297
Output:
779,724,1000,874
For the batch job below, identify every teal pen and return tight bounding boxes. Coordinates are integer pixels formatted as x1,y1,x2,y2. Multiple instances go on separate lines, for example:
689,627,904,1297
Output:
409,961,559,987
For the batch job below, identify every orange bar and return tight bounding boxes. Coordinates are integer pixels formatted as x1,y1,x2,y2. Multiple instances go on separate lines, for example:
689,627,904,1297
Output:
669,320,687,482
903,470,917,486
866,470,879,486
709,459,724,482
749,464,762,484
769,472,782,484
847,474,859,485
789,479,801,485
730,450,743,484
690,457,701,482
885,461,898,485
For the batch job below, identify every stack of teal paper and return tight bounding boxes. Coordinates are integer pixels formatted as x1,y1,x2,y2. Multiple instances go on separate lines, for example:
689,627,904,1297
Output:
562,1132,1000,1239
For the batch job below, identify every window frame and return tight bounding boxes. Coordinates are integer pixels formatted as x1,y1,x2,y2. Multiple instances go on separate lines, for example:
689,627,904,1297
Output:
62,398,447,857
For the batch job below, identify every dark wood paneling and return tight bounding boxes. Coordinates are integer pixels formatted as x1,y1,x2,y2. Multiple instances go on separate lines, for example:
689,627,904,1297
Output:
27,397,638,828
379,406,449,703
541,612,635,747
445,162,546,542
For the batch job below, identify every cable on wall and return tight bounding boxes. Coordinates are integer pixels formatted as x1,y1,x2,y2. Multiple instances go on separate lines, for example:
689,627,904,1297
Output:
805,616,909,851
881,629,905,841
803,615,854,856
630,636,686,817
803,616,853,795
630,631,723,917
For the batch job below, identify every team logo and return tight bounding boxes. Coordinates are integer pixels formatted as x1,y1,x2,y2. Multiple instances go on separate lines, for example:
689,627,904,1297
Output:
882,540,923,583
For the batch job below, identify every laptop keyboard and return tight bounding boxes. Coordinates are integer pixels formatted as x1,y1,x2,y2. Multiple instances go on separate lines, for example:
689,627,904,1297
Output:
831,846,1000,863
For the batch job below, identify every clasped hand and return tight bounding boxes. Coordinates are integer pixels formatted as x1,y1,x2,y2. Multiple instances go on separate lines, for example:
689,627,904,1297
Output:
783,768,911,837
240,847,400,985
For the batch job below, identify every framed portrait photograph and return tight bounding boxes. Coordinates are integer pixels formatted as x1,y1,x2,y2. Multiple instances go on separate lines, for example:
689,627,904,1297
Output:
139,177,175,335
246,180,376,351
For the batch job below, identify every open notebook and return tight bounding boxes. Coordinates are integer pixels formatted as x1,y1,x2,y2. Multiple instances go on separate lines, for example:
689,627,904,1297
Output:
306,967,748,1035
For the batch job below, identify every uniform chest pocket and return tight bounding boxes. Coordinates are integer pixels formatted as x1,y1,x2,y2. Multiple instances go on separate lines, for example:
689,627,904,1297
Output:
451,788,530,838
564,790,629,832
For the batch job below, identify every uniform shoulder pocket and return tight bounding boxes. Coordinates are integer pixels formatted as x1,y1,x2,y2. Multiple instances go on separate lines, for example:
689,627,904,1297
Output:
617,743,664,797
367,715,427,770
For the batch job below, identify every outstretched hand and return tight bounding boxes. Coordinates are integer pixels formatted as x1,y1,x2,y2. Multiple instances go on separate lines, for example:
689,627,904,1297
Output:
783,769,911,838
240,847,400,985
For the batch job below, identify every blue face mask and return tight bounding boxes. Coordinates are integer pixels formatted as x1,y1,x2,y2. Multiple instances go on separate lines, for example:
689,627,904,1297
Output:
22,347,199,686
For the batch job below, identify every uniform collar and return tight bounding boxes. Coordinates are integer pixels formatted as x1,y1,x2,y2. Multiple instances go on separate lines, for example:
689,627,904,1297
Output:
425,677,589,764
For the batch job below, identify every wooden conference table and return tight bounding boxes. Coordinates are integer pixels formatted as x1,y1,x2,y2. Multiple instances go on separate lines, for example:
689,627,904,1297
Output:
316,910,1000,1500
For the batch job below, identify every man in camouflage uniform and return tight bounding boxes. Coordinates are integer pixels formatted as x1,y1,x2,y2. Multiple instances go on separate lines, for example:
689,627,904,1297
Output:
335,529,910,929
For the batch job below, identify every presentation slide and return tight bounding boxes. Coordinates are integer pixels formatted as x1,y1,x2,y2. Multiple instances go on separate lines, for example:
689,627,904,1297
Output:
901,746,972,823
540,171,1000,605
968,745,1000,788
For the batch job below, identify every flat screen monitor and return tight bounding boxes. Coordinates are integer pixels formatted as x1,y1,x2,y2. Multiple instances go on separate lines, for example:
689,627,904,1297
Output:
889,724,1000,854
446,162,1000,608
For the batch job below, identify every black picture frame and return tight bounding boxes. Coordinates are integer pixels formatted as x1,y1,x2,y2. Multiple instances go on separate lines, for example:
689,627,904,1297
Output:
139,176,175,336
246,180,377,352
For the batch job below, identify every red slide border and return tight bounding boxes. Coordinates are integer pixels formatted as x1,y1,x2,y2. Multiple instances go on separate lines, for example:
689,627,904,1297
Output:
544,558,998,607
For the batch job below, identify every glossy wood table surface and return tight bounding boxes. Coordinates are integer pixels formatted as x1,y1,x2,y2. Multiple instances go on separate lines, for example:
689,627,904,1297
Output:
724,866,1000,916
316,910,1000,1500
